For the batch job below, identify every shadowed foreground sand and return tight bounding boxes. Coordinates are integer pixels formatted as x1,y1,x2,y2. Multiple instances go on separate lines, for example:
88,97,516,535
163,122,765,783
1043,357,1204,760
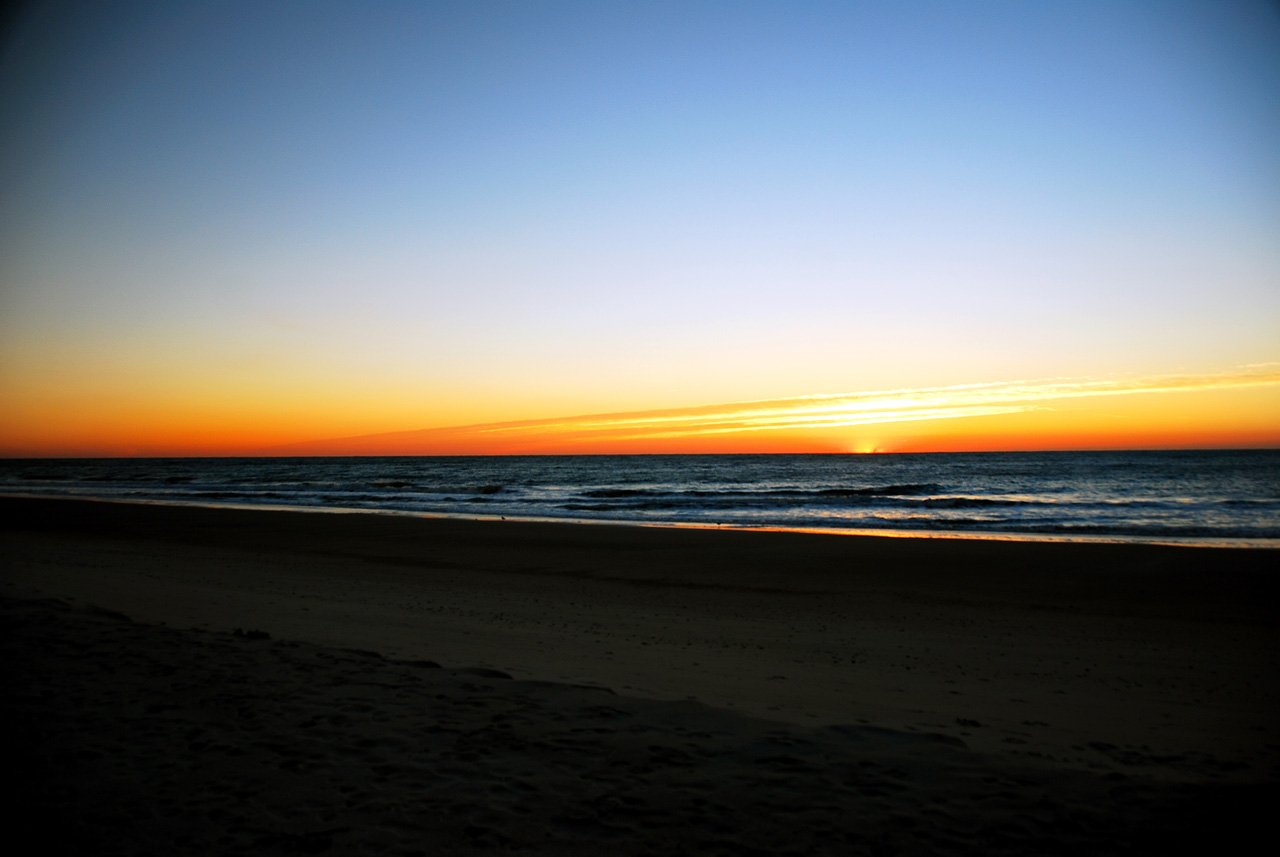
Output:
2,496,1278,854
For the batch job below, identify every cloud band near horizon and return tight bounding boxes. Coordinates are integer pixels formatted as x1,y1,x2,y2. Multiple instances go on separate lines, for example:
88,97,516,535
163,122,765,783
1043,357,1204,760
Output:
279,364,1280,454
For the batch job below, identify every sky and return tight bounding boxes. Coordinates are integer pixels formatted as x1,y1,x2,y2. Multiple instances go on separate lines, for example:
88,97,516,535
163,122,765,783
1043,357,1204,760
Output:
1,0,1278,456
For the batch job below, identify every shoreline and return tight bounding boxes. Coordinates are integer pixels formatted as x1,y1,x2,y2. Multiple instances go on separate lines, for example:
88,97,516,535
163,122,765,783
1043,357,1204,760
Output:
3,490,1277,549
4,494,1278,851
5,495,1277,740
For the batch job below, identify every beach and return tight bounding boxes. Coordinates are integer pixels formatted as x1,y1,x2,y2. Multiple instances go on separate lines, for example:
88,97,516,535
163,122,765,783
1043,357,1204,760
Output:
3,496,1277,854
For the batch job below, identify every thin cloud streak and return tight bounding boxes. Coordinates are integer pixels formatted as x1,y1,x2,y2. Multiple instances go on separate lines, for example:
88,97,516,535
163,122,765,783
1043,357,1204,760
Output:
280,364,1280,453
467,366,1280,441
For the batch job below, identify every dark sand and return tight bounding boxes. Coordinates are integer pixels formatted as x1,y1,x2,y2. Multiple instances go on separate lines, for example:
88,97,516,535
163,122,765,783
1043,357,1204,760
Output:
2,496,1277,854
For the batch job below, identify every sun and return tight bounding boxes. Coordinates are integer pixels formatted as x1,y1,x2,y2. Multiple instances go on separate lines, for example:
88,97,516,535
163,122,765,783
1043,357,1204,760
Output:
849,438,882,454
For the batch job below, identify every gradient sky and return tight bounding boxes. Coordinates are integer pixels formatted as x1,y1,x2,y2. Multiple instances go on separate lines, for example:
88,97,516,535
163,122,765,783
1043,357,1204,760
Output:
2,0,1278,456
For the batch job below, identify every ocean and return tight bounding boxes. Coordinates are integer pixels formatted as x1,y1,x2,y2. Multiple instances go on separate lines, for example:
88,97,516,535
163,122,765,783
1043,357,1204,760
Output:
1,450,1277,546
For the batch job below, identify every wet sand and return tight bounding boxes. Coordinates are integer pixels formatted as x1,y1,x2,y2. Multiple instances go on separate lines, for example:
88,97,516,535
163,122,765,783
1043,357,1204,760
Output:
3,496,1277,854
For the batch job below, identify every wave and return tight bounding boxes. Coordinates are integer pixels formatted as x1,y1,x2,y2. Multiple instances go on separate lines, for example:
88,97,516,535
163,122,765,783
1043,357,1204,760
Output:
577,483,941,501
366,482,506,495
564,489,1032,512
815,483,940,497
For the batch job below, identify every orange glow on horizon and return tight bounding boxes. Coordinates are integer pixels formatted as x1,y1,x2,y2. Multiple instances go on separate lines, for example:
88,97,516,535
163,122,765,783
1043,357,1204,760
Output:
2,365,1277,457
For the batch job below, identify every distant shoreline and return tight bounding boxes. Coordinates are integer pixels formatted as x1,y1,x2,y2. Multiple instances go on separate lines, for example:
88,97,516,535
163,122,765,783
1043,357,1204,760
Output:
2,490,1276,549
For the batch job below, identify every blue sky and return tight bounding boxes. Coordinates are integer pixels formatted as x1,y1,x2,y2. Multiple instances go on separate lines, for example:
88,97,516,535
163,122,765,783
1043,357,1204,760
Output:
2,1,1278,453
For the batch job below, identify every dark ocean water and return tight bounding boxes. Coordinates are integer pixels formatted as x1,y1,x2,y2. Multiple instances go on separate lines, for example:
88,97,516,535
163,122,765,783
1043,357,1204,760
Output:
2,451,1278,545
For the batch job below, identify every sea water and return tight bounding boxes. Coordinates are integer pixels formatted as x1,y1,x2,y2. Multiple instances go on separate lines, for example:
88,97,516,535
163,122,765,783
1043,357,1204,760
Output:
2,450,1277,546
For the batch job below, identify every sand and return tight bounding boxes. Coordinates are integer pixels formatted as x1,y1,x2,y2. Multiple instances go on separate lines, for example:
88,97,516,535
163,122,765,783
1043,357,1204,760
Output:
2,495,1277,854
